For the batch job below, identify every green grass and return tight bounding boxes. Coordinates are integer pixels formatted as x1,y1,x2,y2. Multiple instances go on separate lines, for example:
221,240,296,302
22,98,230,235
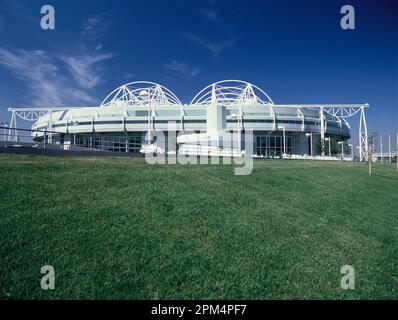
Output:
0,154,397,300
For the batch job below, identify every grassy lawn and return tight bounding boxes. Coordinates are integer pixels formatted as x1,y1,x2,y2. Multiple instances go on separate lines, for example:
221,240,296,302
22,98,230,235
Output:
0,154,397,299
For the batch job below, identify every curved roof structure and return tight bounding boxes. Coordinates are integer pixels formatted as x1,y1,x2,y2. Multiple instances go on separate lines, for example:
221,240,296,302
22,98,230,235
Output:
100,81,182,107
190,80,274,106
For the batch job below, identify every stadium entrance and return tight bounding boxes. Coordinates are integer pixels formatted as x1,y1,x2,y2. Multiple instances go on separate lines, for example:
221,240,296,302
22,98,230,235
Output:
256,135,294,157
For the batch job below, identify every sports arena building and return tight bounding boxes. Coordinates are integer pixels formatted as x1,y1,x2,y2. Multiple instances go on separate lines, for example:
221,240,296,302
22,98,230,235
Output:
7,80,369,160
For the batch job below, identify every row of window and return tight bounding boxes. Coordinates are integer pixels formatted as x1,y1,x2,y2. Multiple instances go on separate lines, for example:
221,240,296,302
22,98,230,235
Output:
50,119,345,128
73,134,296,155
75,136,142,153
256,136,294,156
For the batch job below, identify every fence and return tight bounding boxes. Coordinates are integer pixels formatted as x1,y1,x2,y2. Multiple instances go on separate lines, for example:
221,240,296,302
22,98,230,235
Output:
0,126,143,156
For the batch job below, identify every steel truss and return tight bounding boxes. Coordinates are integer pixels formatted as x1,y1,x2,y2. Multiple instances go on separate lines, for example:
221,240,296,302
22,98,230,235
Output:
6,107,83,142
273,104,369,161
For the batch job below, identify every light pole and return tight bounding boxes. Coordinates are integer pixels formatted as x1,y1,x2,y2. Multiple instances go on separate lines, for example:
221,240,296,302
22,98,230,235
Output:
278,125,286,156
348,144,353,161
306,132,313,158
368,144,372,176
325,137,331,157
1,122,9,142
230,112,242,154
338,141,344,160
388,133,391,163
139,90,151,144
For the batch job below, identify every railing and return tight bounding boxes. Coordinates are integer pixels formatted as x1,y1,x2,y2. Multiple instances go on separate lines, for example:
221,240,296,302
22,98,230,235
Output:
0,126,142,154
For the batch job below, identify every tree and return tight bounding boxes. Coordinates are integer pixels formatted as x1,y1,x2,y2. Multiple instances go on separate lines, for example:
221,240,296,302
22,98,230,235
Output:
315,136,325,155
315,135,351,156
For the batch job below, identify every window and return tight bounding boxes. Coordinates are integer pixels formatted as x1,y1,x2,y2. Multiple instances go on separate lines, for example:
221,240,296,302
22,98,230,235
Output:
256,135,294,157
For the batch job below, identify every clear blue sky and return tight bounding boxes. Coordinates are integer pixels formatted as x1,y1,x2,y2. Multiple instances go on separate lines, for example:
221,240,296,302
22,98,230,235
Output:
0,0,397,145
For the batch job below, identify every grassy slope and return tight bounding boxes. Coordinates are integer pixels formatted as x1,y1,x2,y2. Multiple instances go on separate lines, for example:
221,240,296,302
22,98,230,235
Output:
0,154,397,299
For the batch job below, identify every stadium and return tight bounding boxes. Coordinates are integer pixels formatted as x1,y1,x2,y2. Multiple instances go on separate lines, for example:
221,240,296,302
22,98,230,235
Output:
8,80,369,160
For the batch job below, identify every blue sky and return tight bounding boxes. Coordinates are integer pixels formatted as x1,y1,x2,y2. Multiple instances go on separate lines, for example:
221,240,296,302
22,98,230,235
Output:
0,0,397,145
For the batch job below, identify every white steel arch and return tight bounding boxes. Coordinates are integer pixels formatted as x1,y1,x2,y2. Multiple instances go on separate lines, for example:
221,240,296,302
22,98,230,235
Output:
190,80,274,106
101,81,182,107
321,104,369,161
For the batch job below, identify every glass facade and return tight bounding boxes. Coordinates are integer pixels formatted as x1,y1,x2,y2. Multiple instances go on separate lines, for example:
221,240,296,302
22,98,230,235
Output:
256,135,294,157
75,135,142,153
72,133,297,156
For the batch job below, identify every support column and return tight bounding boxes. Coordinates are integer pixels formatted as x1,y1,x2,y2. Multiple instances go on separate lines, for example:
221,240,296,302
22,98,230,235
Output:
48,110,53,144
271,106,276,131
359,107,368,162
211,84,217,104
237,107,242,153
181,106,184,130
8,111,17,142
147,102,152,143
320,107,325,156
388,134,391,163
